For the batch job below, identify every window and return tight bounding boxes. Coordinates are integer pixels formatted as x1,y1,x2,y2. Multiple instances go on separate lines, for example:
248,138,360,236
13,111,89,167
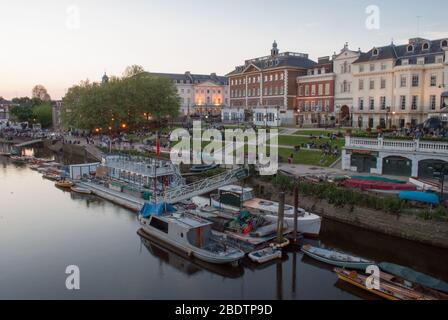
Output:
299,86,303,96
269,75,273,81
370,64,375,72
368,118,374,128
400,96,406,110
305,85,310,96
441,40,448,48
325,83,330,95
417,58,425,65
407,45,414,53
430,95,437,110
412,74,419,87
274,74,278,81
149,217,169,234
402,59,409,66
411,96,418,110
280,73,284,81
359,65,364,73
381,78,386,89
372,48,379,56
381,63,387,70
430,75,437,87
311,85,316,96
369,79,375,90
280,86,284,94
380,96,386,110
359,79,364,90
369,98,375,110
274,87,278,95
400,75,407,87
264,75,268,82
436,56,444,64
318,84,323,96
359,98,364,111
423,42,430,50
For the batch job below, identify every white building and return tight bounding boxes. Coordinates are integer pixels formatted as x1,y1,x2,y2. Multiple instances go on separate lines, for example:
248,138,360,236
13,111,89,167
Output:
332,43,362,126
149,72,229,117
0,98,12,122
352,38,448,129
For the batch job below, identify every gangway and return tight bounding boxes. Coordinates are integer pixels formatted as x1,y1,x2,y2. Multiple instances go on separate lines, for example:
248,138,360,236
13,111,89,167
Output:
14,139,43,148
162,167,249,204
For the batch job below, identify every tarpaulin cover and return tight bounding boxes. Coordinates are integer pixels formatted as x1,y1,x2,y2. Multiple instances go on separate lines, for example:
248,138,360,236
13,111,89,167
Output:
399,191,440,205
139,203,177,218
342,179,416,191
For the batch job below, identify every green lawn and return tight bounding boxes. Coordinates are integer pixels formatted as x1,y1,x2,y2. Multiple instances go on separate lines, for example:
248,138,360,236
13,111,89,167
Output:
278,148,338,167
275,135,345,149
294,130,343,137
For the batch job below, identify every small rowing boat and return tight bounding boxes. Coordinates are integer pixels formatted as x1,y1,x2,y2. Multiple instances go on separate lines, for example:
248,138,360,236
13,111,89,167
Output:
248,246,282,264
43,173,61,181
301,245,374,271
70,186,92,195
335,268,437,300
55,180,74,188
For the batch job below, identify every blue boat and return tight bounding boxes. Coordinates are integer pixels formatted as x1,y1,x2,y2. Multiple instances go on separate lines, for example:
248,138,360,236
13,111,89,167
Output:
399,191,440,205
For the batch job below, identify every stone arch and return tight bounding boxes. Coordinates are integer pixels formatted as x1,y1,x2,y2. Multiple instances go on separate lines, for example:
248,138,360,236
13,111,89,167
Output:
418,159,448,179
383,156,412,176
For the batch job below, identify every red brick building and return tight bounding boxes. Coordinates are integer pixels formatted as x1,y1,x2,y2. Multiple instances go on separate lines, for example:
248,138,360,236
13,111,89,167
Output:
296,57,335,126
224,42,316,126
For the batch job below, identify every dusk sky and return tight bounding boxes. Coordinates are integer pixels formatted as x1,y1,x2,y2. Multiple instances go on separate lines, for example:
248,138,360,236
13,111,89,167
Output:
1,0,447,100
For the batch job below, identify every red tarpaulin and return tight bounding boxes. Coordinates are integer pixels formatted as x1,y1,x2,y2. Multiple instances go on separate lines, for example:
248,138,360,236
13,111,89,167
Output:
342,179,417,191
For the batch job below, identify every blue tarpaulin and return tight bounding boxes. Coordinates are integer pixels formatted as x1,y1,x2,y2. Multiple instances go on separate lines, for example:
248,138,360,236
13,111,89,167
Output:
139,203,177,218
399,191,440,205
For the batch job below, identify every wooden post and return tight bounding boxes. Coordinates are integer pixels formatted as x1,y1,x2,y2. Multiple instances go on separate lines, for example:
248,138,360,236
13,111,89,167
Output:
293,185,299,243
277,192,285,243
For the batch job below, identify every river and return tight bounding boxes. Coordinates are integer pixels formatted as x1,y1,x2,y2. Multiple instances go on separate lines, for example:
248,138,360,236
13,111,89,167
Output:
0,144,447,300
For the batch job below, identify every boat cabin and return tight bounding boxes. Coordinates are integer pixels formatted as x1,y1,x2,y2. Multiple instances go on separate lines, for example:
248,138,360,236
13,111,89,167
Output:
216,185,254,207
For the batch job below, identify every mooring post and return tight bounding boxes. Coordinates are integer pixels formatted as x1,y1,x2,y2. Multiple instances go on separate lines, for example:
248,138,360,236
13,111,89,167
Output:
293,185,299,243
277,192,285,243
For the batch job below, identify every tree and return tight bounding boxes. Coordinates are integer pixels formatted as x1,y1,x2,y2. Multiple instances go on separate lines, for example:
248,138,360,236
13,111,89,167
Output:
61,73,180,132
10,105,34,122
123,65,145,78
32,103,53,128
32,85,51,102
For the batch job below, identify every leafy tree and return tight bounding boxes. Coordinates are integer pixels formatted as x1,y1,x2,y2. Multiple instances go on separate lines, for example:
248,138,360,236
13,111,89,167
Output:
123,65,145,78
10,105,34,122
32,103,53,128
32,85,51,102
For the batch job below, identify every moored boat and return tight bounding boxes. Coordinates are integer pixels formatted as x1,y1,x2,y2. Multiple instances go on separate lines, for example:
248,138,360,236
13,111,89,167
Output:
43,173,61,181
248,246,282,264
55,180,74,188
335,268,437,300
379,262,448,294
301,245,374,271
398,191,440,205
209,185,321,237
70,186,92,195
138,203,245,266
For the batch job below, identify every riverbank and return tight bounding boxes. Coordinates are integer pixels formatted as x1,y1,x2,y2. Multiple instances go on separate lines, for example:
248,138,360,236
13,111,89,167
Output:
252,177,448,249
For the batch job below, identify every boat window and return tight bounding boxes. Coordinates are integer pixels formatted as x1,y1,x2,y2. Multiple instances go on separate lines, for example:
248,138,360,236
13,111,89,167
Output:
149,217,168,234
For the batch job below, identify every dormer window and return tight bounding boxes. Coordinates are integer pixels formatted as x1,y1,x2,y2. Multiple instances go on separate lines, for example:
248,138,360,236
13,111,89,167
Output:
402,59,409,66
372,48,379,56
407,45,414,53
422,42,430,51
442,40,448,48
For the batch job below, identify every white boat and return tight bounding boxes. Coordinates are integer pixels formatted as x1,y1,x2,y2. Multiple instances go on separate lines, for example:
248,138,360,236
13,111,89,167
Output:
138,203,245,266
208,185,322,237
70,186,92,195
248,246,282,264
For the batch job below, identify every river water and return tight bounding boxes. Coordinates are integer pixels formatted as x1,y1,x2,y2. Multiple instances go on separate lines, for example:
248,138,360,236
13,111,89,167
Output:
0,145,447,300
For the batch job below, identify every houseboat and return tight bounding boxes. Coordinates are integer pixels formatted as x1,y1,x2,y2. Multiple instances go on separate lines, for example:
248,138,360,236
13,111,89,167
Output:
138,203,245,266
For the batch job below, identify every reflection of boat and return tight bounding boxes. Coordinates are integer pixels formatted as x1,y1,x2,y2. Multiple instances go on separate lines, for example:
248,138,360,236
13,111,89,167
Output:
138,203,245,266
70,186,92,195
55,180,74,188
208,185,321,237
248,246,282,264
334,268,437,300
301,245,374,271
379,262,448,294
138,230,244,279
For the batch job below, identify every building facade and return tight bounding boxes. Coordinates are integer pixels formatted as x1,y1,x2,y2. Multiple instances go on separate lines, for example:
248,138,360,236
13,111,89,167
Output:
148,72,229,117
352,38,448,129
296,57,335,126
52,100,63,130
225,41,316,126
0,98,12,122
333,43,362,126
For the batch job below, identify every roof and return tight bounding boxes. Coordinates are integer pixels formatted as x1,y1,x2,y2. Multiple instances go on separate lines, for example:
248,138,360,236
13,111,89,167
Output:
353,38,448,65
227,52,316,76
218,185,253,194
146,72,228,85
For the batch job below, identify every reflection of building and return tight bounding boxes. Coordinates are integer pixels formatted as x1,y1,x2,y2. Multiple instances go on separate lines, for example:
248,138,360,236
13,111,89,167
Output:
333,43,362,126
0,97,13,121
52,100,63,129
148,72,229,116
352,37,448,129
227,41,316,126
296,57,335,126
